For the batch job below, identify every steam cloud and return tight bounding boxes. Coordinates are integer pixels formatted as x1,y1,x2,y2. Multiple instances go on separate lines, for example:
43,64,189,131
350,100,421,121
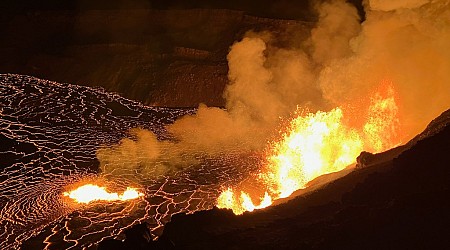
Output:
98,0,450,177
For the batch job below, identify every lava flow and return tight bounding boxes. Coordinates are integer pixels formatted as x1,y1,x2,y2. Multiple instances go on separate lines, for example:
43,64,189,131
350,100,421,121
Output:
217,84,401,215
63,184,144,204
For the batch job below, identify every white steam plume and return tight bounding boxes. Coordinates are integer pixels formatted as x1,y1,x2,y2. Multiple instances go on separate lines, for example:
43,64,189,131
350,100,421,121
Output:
98,0,450,177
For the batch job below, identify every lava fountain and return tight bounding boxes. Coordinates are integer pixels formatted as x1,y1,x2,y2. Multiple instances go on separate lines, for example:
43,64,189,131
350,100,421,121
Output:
217,83,401,215
64,184,144,204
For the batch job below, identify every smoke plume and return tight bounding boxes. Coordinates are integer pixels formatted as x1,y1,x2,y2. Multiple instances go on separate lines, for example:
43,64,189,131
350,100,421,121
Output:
98,0,450,177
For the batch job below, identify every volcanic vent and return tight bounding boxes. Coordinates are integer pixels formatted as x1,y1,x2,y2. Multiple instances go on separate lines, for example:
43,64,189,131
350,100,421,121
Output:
1,0,450,249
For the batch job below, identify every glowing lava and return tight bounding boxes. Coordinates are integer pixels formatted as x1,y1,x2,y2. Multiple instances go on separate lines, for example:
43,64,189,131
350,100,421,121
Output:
63,184,143,204
217,85,401,215
262,108,363,199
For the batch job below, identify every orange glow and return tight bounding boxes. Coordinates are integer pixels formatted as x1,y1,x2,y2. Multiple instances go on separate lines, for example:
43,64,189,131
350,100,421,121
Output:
363,85,400,152
63,184,143,204
217,85,401,215
217,188,272,215
262,108,363,199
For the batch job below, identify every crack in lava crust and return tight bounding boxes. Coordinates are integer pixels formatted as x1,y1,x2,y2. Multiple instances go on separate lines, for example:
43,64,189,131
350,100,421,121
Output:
0,74,259,249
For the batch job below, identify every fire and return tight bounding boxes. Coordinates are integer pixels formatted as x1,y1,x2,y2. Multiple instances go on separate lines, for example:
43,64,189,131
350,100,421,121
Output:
363,86,400,152
63,184,144,204
262,108,364,199
217,188,273,215
217,85,400,215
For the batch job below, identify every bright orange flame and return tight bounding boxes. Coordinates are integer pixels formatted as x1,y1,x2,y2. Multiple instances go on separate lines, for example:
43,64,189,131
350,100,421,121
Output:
63,184,143,204
217,188,272,215
262,108,364,199
363,86,400,152
217,85,401,215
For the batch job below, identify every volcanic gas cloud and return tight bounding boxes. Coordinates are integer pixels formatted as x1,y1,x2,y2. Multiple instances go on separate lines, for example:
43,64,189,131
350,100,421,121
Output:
97,0,450,214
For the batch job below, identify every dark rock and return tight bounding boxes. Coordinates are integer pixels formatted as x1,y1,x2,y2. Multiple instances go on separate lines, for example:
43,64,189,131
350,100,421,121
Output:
98,222,175,250
123,223,153,250
97,239,124,250
355,151,374,168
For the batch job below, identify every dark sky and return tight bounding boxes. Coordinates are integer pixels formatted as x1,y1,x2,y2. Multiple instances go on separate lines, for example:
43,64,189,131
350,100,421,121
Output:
1,0,363,20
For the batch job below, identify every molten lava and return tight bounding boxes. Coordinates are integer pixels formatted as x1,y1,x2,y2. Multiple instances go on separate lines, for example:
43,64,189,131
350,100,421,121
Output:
217,85,401,215
63,184,143,204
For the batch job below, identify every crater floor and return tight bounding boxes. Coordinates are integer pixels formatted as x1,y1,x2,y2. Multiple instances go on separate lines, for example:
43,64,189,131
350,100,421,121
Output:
0,74,258,249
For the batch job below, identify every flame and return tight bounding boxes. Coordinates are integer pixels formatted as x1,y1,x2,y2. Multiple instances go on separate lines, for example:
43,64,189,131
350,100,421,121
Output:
217,188,272,215
262,108,364,199
63,184,144,204
363,85,400,152
217,84,401,215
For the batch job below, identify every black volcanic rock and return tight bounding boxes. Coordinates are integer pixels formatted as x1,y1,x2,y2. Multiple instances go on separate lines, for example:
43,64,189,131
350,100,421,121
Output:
355,151,374,168
98,223,175,250
122,225,175,249
152,109,450,249
407,108,450,145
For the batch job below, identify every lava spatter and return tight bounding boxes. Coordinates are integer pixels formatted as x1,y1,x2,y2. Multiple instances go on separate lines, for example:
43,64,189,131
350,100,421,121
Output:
217,85,401,215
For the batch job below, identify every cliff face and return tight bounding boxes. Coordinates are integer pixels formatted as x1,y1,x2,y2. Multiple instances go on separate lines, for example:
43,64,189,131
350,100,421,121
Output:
0,9,312,107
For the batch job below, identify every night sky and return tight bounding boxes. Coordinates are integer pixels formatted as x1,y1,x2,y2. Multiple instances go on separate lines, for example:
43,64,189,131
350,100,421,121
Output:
1,0,364,20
